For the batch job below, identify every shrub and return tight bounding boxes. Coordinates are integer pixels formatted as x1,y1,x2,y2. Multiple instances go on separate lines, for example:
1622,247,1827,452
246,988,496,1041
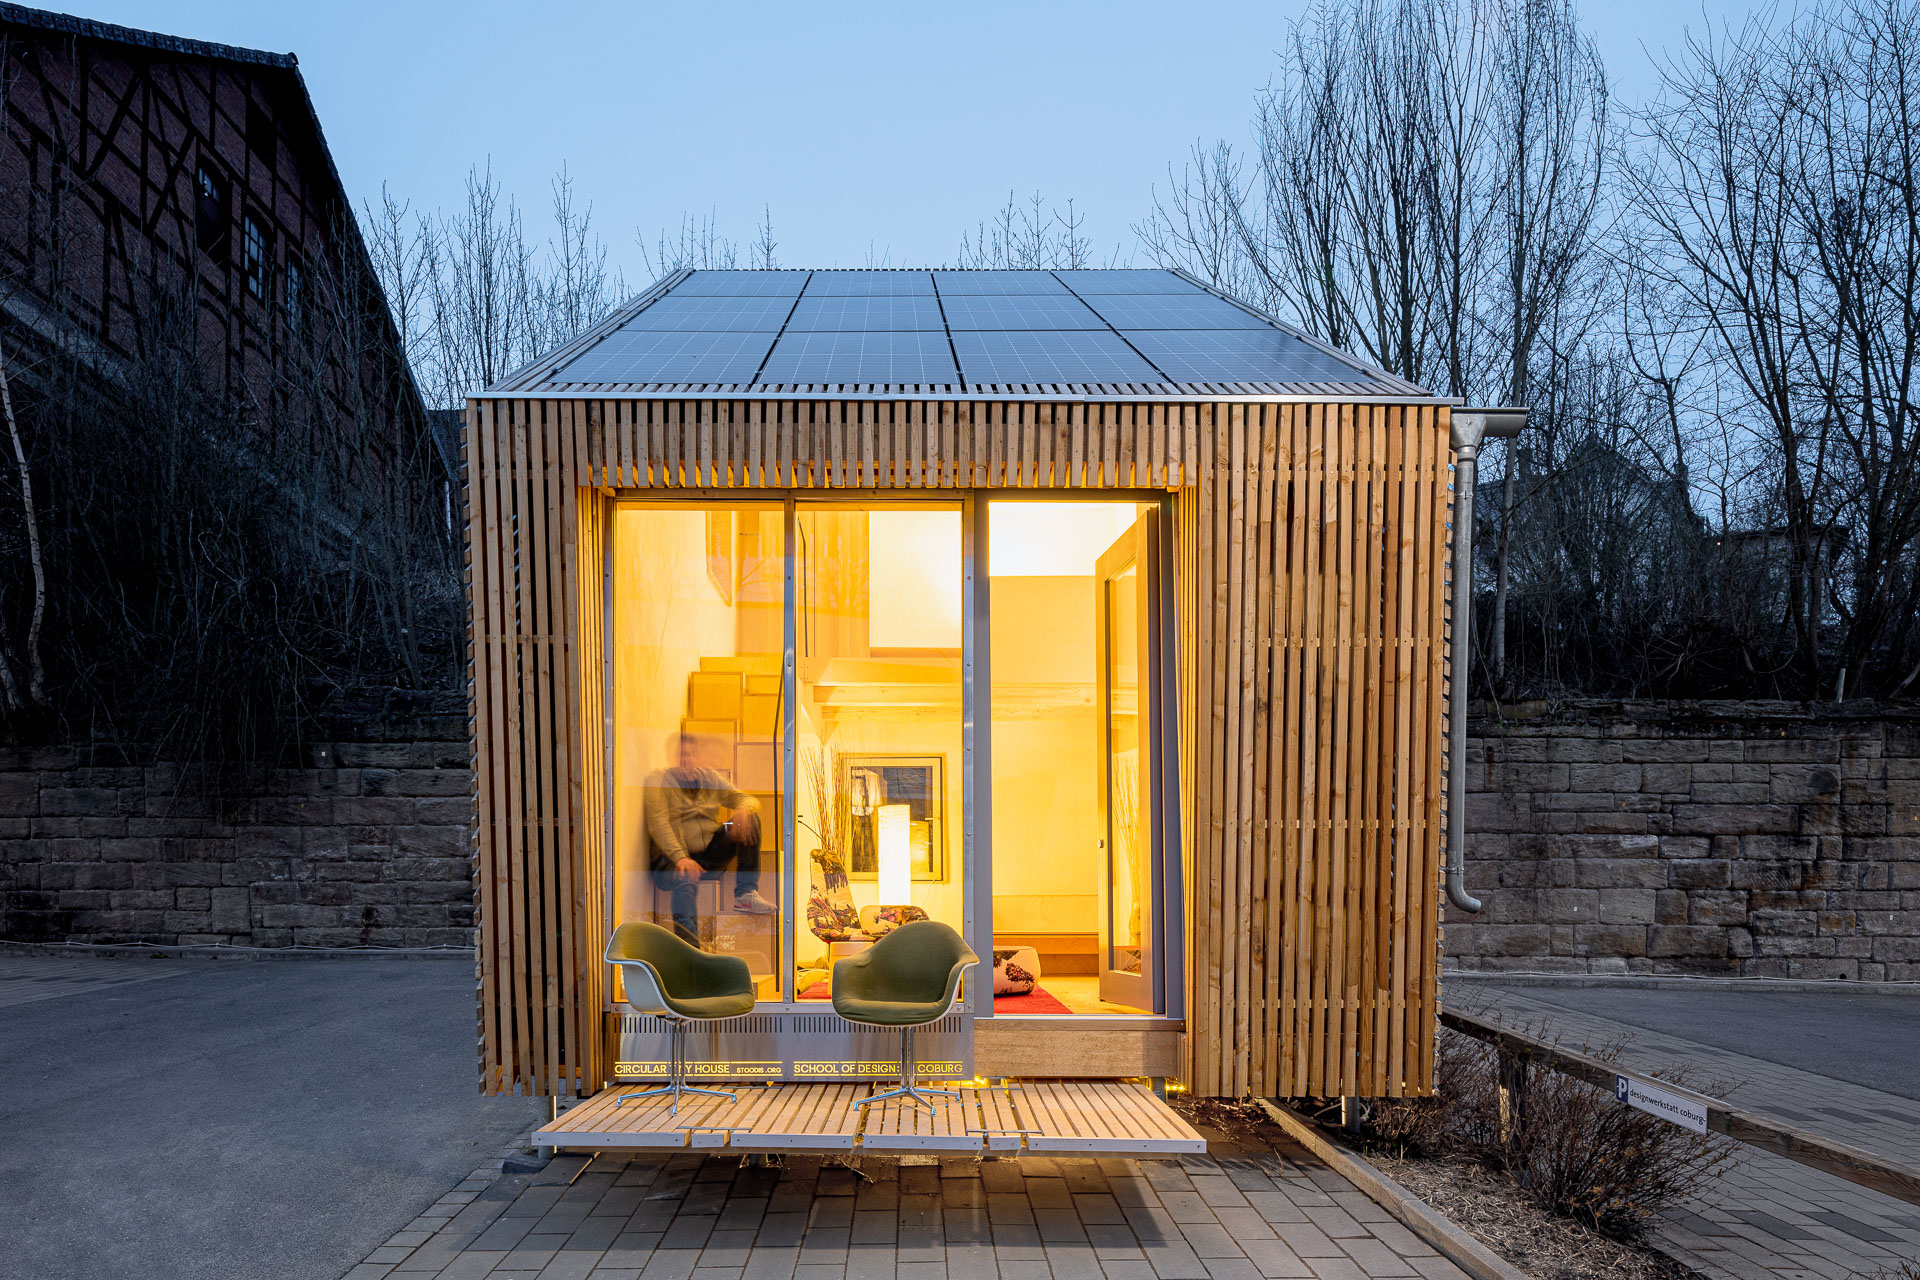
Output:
1347,1026,1730,1241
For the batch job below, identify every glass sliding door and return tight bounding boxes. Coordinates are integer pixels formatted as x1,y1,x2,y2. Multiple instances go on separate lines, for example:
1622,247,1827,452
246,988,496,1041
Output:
986,499,1164,1016
790,501,967,1003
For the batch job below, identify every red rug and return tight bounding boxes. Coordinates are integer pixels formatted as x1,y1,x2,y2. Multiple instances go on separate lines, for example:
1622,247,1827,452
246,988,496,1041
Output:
798,982,1074,1015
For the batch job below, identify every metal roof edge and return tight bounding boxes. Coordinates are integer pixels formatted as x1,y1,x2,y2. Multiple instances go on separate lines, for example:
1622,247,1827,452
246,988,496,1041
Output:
467,388,1459,407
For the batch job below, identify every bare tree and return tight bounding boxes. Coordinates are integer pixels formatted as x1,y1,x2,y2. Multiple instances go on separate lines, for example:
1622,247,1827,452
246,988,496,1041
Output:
958,191,1121,269
1623,0,1920,697
368,164,627,410
1486,0,1609,682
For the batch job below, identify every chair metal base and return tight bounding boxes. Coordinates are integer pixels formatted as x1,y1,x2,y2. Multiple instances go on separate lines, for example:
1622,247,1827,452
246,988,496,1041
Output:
853,1025,953,1115
613,1017,736,1115
616,1082,738,1113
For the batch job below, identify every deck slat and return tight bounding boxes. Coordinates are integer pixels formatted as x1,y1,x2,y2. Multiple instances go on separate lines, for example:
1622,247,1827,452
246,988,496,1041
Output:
1018,1082,1205,1155
861,1088,983,1151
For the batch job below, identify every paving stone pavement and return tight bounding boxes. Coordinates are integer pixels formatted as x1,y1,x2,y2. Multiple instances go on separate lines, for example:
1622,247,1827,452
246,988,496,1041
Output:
1462,987,1920,1280
337,1132,1475,1280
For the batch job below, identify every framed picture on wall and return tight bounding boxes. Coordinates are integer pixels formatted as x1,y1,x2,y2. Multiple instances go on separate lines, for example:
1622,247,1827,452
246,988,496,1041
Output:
840,755,946,883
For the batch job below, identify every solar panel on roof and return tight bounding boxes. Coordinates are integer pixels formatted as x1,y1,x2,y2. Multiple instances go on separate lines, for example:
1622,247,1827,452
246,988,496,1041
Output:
1122,329,1370,384
1055,269,1194,294
952,330,1164,385
759,330,960,384
1078,293,1269,330
939,294,1105,331
787,295,945,332
673,270,811,297
620,294,795,332
931,271,1072,296
553,329,775,384
802,272,935,296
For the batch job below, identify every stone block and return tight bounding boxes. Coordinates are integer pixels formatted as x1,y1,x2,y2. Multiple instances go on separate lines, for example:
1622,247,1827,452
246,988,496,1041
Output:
1623,740,1710,763
1573,924,1647,957
1784,957,1859,979
1688,891,1750,926
251,797,332,826
1471,925,1553,957
1542,888,1600,922
39,787,136,817
332,743,435,769
1750,909,1819,937
1748,888,1823,911
1598,888,1657,924
1689,783,1771,804
1546,738,1625,763
1731,860,1811,891
1770,766,1842,802
1573,859,1668,889
210,887,249,932
1647,925,1729,958
0,772,38,816
1667,859,1731,889
411,799,470,826
1541,811,1651,834
1743,738,1841,763
1641,764,1692,793
1872,936,1920,961
1533,792,1626,812
175,887,211,911
330,797,415,826
1569,763,1642,792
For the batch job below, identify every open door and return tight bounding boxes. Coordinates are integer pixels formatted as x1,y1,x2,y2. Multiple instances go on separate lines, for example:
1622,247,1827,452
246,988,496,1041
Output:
1095,509,1158,1010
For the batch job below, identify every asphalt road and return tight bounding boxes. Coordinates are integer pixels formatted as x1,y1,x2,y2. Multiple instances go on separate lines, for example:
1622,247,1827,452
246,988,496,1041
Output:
1482,983,1920,1102
0,955,540,1280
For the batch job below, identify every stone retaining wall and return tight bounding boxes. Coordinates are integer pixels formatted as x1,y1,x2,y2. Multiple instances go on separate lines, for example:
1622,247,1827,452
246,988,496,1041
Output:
10,700,1919,971
0,716,471,947
1448,701,1920,980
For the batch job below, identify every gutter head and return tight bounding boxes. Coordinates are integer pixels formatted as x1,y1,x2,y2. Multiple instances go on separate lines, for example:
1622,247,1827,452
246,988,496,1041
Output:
1451,407,1529,452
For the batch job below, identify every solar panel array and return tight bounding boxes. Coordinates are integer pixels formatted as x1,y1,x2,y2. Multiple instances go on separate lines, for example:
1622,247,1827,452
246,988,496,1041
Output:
546,269,1399,390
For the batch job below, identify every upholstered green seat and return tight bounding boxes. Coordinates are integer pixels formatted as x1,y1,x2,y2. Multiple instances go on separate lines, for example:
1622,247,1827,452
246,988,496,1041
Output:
832,920,978,1026
607,922,756,1020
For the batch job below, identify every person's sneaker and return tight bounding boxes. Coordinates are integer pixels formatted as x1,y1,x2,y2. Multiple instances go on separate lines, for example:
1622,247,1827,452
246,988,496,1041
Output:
732,890,777,915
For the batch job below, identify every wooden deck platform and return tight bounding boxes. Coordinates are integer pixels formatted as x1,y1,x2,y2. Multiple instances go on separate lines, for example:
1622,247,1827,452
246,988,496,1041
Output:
537,1080,1204,1155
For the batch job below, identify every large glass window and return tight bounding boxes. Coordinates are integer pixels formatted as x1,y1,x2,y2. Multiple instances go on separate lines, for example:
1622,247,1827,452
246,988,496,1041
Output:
612,502,786,1001
792,502,966,1003
610,498,969,1009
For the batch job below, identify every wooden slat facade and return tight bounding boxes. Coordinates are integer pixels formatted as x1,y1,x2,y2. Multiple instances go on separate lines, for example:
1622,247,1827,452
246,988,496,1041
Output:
466,396,1453,1099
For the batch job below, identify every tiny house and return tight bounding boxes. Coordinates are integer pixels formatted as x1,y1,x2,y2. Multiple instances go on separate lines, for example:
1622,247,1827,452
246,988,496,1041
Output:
465,268,1462,1150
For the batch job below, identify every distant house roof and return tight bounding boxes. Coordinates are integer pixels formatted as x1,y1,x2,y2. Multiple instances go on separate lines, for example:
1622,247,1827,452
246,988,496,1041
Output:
486,269,1433,402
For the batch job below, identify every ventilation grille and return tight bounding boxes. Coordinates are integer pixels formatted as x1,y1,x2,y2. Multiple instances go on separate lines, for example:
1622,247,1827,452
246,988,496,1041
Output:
621,1012,968,1035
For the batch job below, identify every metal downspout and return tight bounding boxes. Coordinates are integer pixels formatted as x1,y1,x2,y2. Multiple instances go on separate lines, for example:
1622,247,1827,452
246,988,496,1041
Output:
1445,409,1528,915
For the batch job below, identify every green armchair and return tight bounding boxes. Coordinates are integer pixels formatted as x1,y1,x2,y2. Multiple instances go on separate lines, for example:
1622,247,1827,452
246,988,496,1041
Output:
606,921,757,1113
832,920,979,1112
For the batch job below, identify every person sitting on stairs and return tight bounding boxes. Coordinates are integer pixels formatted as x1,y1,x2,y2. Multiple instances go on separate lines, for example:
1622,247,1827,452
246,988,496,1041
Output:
644,731,776,943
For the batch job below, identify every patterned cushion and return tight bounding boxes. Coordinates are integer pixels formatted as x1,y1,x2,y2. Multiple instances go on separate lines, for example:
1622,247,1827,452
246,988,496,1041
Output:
992,946,1042,995
858,904,930,937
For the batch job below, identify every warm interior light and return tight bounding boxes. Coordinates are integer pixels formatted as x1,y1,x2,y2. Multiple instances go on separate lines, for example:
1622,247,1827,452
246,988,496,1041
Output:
877,803,912,906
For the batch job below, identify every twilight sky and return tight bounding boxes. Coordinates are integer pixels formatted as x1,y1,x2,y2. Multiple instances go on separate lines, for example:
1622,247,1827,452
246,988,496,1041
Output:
103,0,1752,281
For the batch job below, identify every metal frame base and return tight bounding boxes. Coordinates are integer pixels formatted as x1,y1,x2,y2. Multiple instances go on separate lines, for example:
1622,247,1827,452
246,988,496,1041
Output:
613,1017,737,1115
853,1025,953,1115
